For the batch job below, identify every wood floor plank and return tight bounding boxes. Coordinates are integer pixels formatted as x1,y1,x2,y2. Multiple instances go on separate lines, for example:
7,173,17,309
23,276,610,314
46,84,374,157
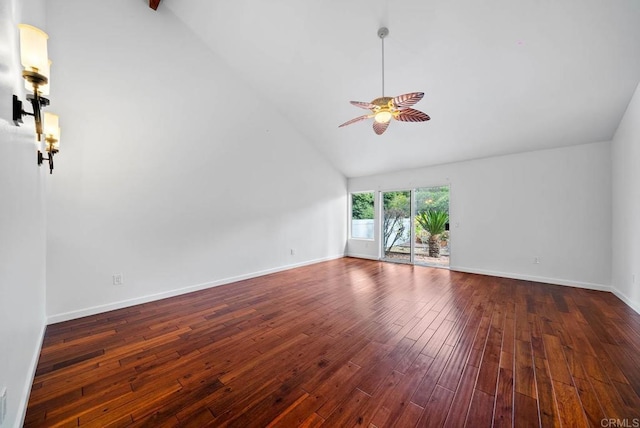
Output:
466,388,495,427
475,307,503,395
552,380,589,427
417,385,455,427
23,258,640,427
573,376,606,426
266,362,361,427
514,339,537,398
437,306,483,391
513,392,540,427
78,378,183,426
390,401,424,428
320,387,369,427
493,367,514,428
589,378,634,420
443,365,479,427
129,378,224,427
356,370,404,427
370,354,434,426
532,356,561,427
410,344,454,407
298,412,325,428
541,333,573,386
356,337,412,396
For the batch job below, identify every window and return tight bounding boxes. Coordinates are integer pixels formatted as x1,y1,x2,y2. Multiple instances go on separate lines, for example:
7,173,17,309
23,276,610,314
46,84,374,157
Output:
351,192,374,239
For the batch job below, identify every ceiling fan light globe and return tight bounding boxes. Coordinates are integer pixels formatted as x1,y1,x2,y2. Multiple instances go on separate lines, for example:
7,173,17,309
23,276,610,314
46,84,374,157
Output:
374,111,392,123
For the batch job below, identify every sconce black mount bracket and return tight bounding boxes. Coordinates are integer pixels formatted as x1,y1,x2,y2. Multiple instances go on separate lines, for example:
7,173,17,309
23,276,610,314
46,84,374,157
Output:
37,150,56,174
12,94,50,139
12,95,26,124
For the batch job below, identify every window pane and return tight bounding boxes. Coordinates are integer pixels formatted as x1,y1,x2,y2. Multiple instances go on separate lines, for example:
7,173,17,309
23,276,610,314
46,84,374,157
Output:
351,192,374,239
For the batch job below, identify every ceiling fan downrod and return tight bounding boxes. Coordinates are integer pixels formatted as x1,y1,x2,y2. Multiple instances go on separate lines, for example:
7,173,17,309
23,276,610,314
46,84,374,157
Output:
378,27,389,97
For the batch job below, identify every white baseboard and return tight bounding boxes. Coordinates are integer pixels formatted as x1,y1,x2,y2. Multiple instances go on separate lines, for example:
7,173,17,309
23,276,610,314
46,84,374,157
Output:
610,288,640,315
16,321,46,428
345,254,612,292
47,254,345,324
448,265,611,291
345,252,379,261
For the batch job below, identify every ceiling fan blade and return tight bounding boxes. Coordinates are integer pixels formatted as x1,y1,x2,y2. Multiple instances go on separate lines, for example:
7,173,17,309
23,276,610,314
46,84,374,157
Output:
373,120,390,135
350,101,376,110
393,92,424,108
395,108,430,122
338,114,372,128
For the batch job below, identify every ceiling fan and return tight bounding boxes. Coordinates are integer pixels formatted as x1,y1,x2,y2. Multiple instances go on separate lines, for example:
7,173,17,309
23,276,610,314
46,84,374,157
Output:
339,27,430,135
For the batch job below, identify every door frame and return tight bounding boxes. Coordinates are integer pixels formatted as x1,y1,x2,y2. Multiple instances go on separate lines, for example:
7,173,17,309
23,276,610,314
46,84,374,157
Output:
413,184,451,269
378,184,451,268
379,189,414,264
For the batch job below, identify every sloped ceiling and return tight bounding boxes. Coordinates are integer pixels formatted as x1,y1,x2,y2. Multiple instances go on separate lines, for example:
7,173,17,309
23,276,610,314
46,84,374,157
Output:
163,0,640,178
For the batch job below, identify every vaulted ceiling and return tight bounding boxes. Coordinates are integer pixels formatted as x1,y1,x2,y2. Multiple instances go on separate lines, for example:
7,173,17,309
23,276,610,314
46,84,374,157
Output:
162,0,640,177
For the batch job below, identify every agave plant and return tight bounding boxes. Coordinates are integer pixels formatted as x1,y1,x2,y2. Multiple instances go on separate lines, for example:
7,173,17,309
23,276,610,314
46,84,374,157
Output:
416,210,449,258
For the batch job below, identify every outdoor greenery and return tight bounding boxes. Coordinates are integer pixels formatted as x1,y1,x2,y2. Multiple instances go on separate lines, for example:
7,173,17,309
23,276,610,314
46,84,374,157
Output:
351,192,374,220
415,186,449,215
416,209,449,258
383,187,450,259
383,191,410,253
357,187,450,259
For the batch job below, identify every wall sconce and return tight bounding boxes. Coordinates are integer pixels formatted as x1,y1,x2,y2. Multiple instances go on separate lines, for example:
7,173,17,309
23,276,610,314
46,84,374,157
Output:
12,24,50,141
38,112,60,174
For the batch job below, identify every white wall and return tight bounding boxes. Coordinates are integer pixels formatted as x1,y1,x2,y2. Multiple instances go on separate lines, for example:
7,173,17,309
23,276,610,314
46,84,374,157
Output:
0,1,47,427
612,83,640,313
45,0,346,322
349,142,612,290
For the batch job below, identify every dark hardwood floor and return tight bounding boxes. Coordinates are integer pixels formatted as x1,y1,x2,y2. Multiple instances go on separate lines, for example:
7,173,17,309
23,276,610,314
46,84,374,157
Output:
25,258,640,427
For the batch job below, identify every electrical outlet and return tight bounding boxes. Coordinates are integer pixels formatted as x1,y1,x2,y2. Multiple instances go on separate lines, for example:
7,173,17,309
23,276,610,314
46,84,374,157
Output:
113,274,123,285
290,248,295,256
534,257,540,264
0,387,7,425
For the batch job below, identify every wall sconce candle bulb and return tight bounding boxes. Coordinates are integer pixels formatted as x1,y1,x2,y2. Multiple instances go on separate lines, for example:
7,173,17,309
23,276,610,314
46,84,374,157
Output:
13,24,51,141
38,112,60,174
18,24,49,74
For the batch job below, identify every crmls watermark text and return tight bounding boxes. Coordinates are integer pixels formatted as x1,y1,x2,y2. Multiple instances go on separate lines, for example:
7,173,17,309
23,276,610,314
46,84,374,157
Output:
601,419,640,428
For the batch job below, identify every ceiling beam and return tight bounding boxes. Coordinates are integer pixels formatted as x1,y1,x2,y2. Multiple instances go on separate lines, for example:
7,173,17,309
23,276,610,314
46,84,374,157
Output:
149,0,161,10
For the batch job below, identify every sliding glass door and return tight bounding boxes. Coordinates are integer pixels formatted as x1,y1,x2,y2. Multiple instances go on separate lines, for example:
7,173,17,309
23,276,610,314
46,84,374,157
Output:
380,186,450,267
414,186,450,268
